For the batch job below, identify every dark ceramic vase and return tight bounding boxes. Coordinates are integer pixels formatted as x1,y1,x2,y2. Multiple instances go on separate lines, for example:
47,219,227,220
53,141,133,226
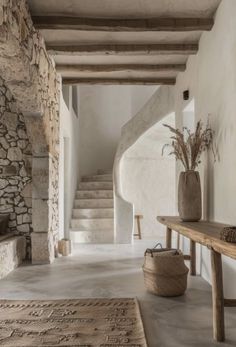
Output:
178,170,202,222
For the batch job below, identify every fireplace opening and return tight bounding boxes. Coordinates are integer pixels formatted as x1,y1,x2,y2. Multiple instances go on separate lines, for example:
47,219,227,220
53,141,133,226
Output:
0,214,14,242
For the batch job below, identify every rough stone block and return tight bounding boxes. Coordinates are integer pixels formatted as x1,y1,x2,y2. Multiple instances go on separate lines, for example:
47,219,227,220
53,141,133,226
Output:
1,165,18,176
24,117,49,155
0,236,26,279
21,182,32,198
31,232,54,265
32,156,49,199
7,147,23,161
0,137,10,150
0,178,8,189
0,7,4,26
1,112,18,130
0,148,7,158
32,198,49,232
17,224,30,233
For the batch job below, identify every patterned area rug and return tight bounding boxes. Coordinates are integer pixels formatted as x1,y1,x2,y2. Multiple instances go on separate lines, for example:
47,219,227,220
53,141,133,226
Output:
0,298,147,347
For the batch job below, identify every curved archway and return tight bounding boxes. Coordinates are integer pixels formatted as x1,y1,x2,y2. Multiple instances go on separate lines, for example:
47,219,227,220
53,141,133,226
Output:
114,85,175,243
121,112,176,241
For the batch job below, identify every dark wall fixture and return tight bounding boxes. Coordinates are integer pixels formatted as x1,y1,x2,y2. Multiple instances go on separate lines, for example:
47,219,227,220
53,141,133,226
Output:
183,90,189,101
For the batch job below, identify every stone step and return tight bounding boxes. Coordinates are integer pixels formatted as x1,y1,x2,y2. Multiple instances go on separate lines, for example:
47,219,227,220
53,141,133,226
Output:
97,169,112,175
70,230,114,243
72,208,114,219
76,190,113,199
74,198,114,209
71,218,113,230
79,181,113,191
82,174,113,182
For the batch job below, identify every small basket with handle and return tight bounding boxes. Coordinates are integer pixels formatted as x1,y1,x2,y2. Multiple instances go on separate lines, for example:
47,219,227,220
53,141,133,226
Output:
142,243,189,297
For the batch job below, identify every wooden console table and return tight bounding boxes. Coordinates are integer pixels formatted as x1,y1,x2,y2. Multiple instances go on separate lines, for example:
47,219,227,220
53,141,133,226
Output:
157,216,236,342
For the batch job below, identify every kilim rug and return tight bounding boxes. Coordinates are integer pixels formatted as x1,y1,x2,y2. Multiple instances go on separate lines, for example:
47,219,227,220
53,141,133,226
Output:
0,298,148,347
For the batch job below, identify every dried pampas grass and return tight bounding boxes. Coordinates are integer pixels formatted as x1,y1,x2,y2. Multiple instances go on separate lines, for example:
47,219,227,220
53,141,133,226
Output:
162,120,215,171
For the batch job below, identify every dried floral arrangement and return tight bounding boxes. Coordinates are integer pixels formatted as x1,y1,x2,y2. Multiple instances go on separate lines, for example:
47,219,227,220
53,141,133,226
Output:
162,120,215,171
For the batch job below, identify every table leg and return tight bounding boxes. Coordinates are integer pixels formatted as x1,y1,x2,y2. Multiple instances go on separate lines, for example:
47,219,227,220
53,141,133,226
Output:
137,216,142,240
211,249,225,342
166,227,172,248
190,240,196,276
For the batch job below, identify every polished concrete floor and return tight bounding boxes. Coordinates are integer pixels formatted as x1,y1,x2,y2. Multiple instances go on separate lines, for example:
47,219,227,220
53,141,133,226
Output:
0,240,236,347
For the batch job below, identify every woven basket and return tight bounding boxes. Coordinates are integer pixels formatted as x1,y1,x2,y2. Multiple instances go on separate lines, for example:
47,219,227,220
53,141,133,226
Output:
220,227,236,243
142,245,189,297
58,239,71,256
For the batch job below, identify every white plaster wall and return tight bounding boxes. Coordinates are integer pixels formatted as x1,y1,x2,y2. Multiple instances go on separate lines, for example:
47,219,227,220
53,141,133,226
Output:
59,87,80,239
174,0,236,296
130,86,158,118
121,113,176,240
114,86,175,243
78,85,158,177
78,85,131,176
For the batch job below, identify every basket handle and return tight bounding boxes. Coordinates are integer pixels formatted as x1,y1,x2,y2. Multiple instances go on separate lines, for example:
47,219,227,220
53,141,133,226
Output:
144,243,179,257
154,243,162,249
145,243,163,257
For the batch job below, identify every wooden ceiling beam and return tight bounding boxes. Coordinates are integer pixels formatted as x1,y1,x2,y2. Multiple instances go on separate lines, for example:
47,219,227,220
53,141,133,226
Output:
56,64,186,73
62,77,176,85
48,43,198,55
33,16,213,32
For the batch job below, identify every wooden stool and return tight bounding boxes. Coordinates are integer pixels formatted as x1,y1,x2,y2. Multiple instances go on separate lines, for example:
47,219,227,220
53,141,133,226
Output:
133,215,143,239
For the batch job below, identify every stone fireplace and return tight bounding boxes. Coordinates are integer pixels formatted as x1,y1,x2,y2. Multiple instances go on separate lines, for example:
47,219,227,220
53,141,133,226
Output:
0,213,26,280
0,214,11,242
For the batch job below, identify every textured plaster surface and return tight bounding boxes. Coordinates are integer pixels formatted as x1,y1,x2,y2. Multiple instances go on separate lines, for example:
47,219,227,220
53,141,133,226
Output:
0,241,235,347
114,86,174,243
122,112,176,239
59,89,80,240
174,0,236,297
78,85,132,177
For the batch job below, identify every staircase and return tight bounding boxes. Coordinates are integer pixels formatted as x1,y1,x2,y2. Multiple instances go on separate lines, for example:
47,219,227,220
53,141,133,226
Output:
70,170,114,243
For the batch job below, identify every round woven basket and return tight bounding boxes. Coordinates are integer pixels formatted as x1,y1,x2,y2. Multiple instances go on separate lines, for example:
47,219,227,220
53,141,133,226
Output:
142,247,189,297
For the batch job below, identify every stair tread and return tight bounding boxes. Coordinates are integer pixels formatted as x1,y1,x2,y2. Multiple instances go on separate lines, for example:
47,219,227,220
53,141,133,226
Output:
71,218,113,221
72,208,114,219
70,229,114,243
83,174,112,177
79,183,112,187
76,189,113,192
82,176,113,182
73,211,113,214
74,208,113,210
97,169,112,175
72,171,114,243
76,190,113,199
73,208,113,211
79,182,112,184
75,198,113,200
79,183,113,190
83,174,112,178
70,229,113,232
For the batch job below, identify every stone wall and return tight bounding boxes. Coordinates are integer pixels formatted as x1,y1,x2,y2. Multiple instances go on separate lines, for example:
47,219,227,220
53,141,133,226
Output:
0,77,32,258
0,0,60,264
